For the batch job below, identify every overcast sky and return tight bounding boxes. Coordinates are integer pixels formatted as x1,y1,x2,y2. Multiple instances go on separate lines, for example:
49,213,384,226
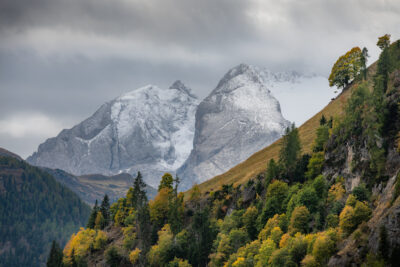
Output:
1,0,399,158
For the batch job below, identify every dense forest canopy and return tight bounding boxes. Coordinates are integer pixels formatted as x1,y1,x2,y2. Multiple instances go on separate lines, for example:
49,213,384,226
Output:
0,156,91,266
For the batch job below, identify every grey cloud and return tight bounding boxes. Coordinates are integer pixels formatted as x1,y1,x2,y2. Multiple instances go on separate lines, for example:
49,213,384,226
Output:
0,0,255,47
1,0,400,157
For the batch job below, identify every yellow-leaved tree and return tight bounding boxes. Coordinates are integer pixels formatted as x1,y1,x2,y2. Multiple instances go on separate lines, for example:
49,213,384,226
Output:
329,47,362,89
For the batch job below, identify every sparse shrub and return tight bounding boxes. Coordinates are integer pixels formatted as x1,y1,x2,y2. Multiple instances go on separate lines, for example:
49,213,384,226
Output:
129,248,141,264
105,246,125,267
352,184,369,202
122,226,137,250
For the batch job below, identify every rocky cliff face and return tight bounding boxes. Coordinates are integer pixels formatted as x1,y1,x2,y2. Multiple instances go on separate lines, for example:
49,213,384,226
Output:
326,69,400,266
177,64,291,190
27,81,199,188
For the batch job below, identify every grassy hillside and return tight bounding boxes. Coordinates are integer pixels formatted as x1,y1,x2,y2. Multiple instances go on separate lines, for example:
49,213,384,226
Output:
189,63,377,196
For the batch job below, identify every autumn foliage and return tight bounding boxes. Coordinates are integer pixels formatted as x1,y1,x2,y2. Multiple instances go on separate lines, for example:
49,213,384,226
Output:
329,47,362,89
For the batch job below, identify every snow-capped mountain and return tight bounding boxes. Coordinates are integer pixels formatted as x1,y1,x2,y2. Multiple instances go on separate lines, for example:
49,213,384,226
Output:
177,64,291,190
27,64,331,190
27,81,199,188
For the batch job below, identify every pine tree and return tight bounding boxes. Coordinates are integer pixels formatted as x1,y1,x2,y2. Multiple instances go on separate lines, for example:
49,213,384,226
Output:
137,205,151,265
327,116,333,128
377,46,390,92
361,47,369,80
46,240,63,267
86,200,99,229
279,123,301,181
131,172,151,264
100,195,110,225
265,159,280,185
168,176,184,234
132,171,147,209
319,115,327,125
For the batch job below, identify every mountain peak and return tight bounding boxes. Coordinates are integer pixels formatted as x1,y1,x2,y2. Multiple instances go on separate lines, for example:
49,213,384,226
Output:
169,80,197,98
215,63,264,92
27,82,199,188
177,63,290,189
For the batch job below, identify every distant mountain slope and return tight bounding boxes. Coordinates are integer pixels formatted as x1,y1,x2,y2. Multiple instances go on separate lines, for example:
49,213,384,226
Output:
177,64,291,190
0,155,90,267
189,62,377,196
43,168,156,205
27,81,199,188
0,147,22,160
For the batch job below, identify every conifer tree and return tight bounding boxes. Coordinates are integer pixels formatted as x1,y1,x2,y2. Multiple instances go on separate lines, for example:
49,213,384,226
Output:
327,116,333,128
319,115,327,125
100,194,110,225
265,159,280,185
361,47,369,80
86,199,99,229
376,35,391,92
131,172,151,264
279,123,301,181
168,176,184,234
132,171,147,210
46,240,63,267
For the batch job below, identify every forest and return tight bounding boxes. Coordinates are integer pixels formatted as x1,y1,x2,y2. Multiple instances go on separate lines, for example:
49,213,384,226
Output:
0,156,90,266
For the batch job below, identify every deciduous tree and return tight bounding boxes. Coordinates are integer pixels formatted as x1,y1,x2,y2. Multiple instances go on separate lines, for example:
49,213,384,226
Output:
329,47,362,89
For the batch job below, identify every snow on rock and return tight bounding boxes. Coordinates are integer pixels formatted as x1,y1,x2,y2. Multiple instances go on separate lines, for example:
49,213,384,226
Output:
177,64,291,190
27,63,332,190
27,81,199,188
